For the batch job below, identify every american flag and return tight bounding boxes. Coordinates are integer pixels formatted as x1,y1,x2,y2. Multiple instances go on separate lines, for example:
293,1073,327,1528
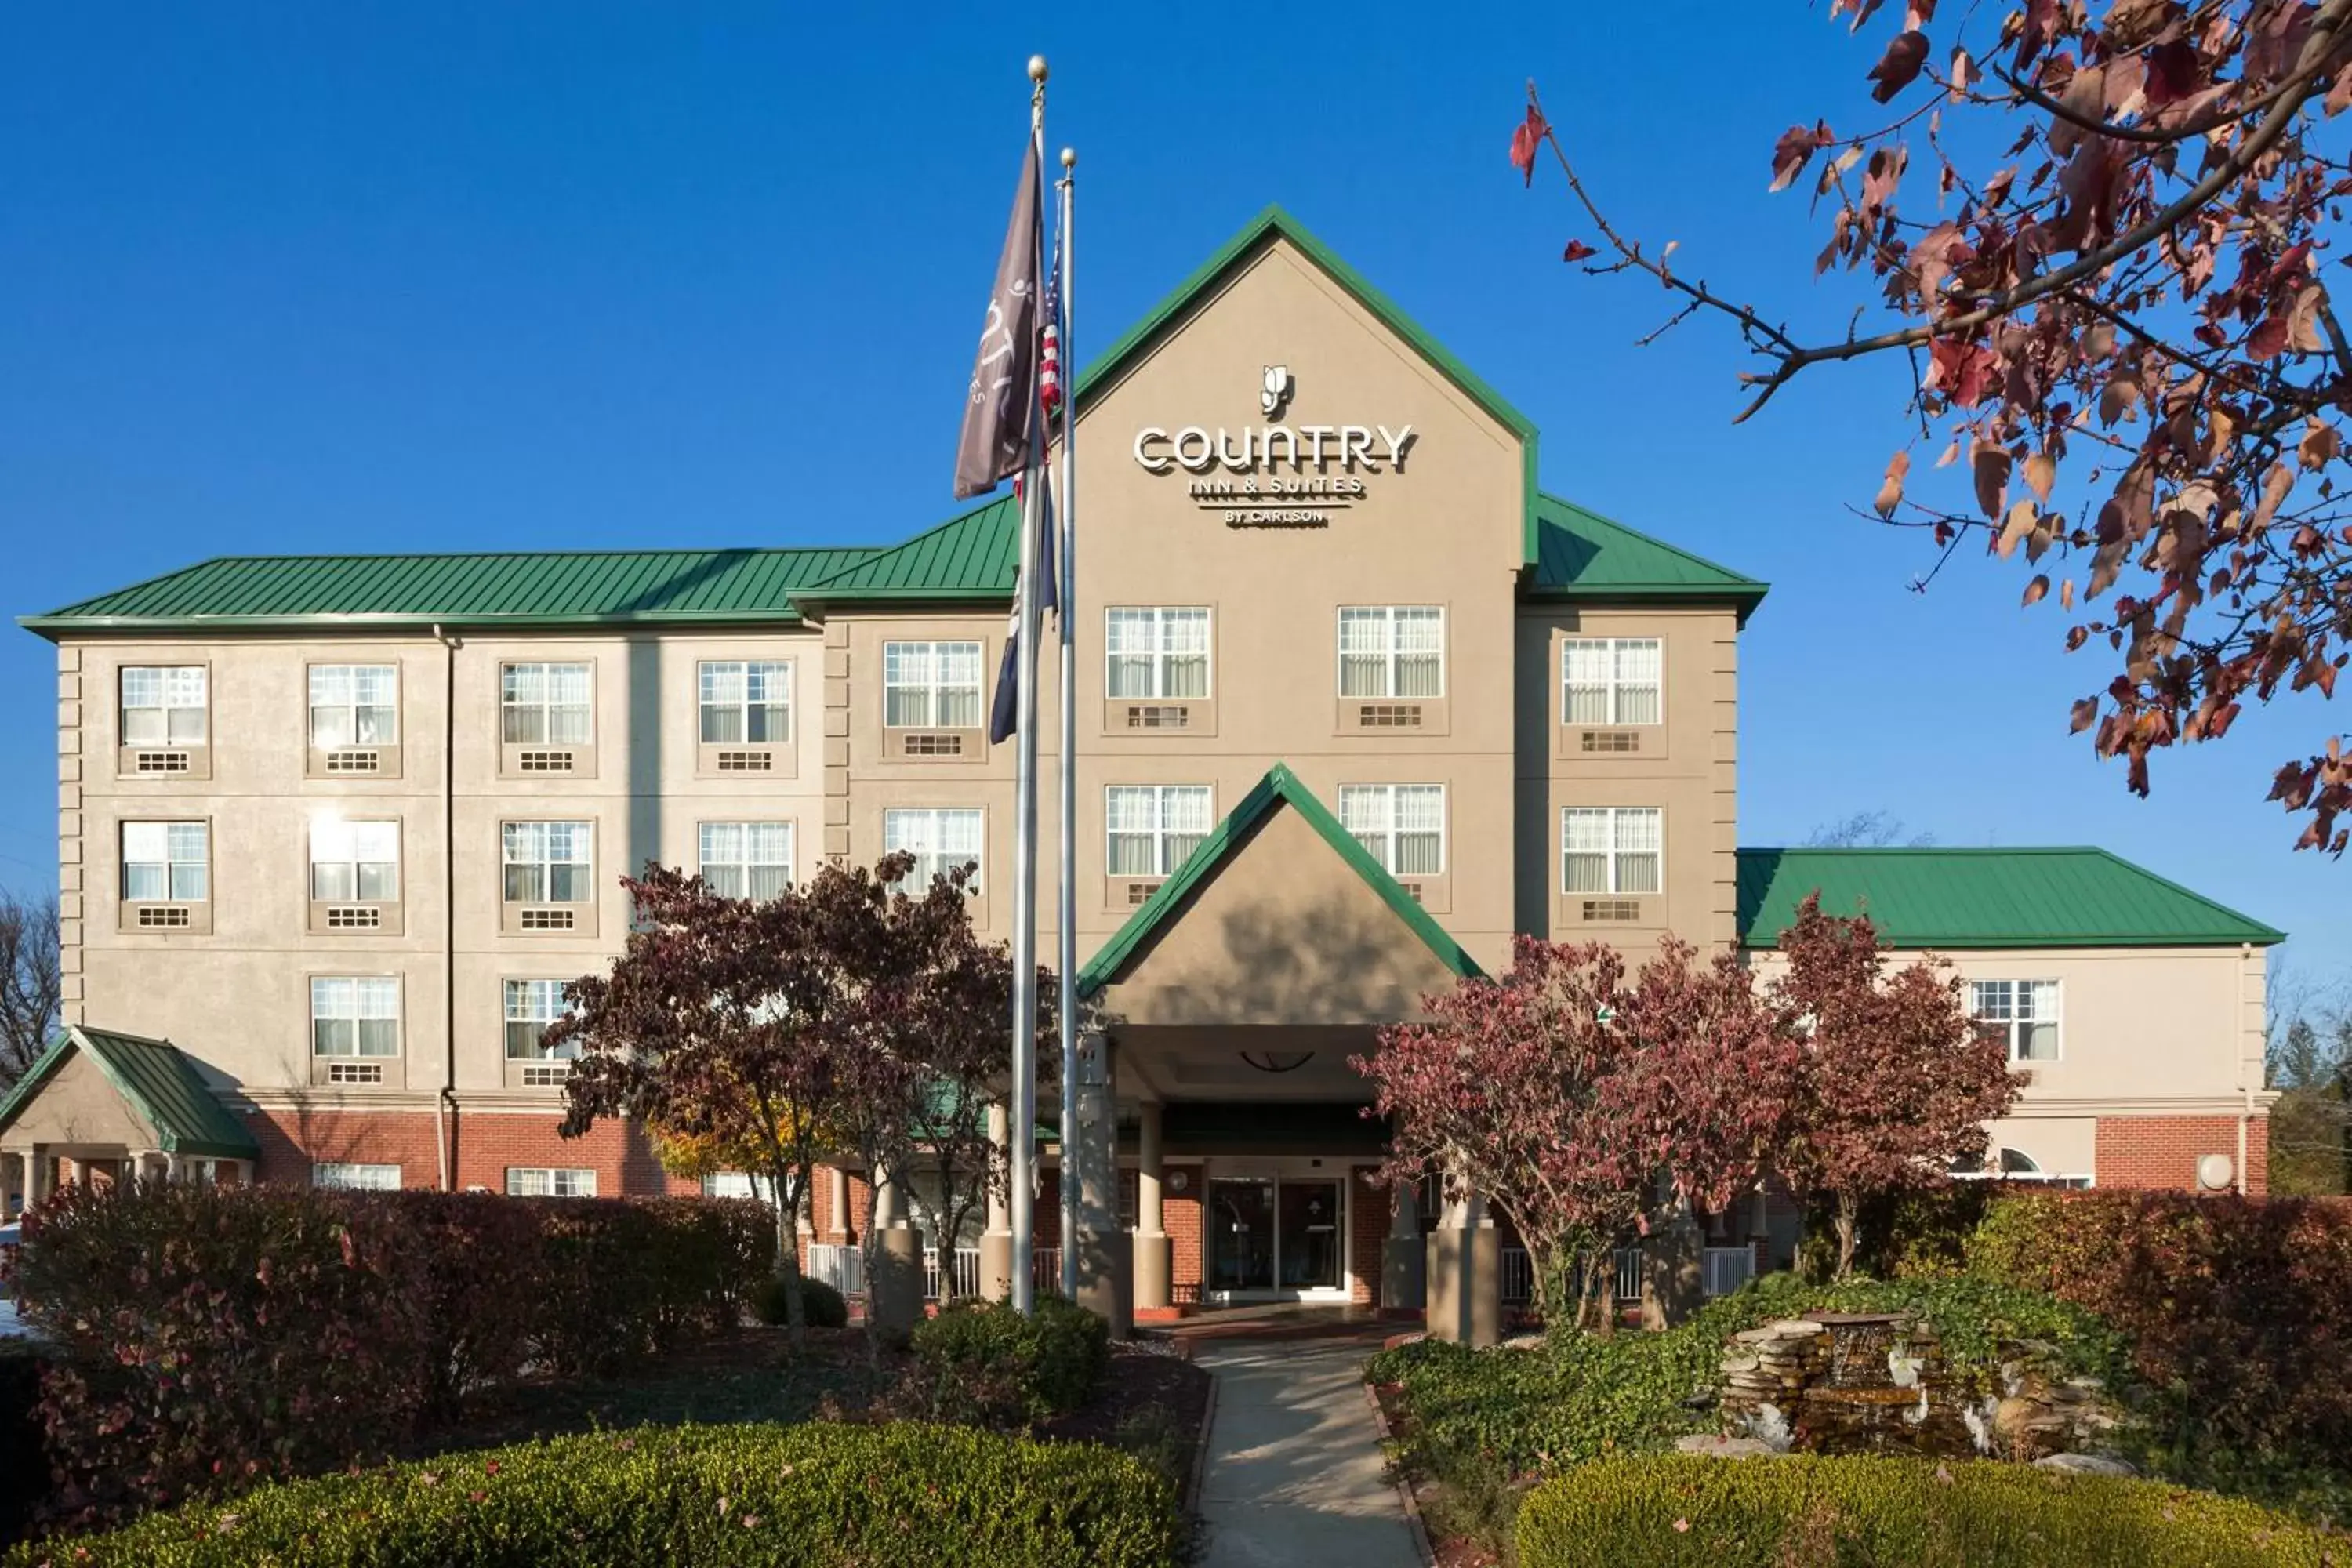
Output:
1038,241,1064,423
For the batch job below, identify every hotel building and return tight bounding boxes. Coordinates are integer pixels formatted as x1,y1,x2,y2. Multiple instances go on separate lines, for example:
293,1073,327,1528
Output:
2,209,2282,1336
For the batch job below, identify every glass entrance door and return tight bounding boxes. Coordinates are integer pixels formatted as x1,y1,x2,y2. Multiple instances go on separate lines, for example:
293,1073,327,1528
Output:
1207,1178,1275,1292
1278,1180,1343,1291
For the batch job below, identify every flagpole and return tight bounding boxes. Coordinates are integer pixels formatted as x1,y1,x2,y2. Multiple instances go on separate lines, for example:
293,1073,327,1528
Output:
1007,54,1049,1316
1054,147,1080,1304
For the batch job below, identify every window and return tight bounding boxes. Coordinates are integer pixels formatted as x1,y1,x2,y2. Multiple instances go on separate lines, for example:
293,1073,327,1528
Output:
309,665,398,747
310,819,399,902
1563,637,1662,726
883,641,984,728
702,1171,777,1201
1105,786,1212,877
1106,608,1211,699
884,808,984,892
1338,607,1444,698
506,1167,595,1197
122,822,209,902
499,662,592,746
699,660,790,743
1340,785,1446,877
313,1163,401,1191
120,666,208,745
1561,808,1663,895
1971,979,2063,1062
502,822,592,904
311,977,400,1058
699,822,794,901
504,979,576,1059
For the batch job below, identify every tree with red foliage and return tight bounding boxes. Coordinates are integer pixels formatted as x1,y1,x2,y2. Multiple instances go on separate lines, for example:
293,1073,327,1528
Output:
1355,935,1801,1323
1769,895,2025,1277
1513,0,2352,852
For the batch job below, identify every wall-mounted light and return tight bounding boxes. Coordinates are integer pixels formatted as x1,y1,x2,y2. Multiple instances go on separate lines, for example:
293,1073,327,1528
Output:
1238,1051,1314,1073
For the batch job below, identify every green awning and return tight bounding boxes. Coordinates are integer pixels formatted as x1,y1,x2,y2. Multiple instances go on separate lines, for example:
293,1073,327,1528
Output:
0,1025,260,1161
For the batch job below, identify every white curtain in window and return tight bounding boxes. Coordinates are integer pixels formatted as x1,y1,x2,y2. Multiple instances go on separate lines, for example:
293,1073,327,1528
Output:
1614,640,1662,725
1338,608,1388,696
505,979,575,1059
1106,611,1157,699
1105,786,1159,876
1394,785,1445,875
1394,608,1445,698
1614,808,1662,893
1562,808,1613,893
1164,609,1210,698
1563,641,1613,724
886,808,983,891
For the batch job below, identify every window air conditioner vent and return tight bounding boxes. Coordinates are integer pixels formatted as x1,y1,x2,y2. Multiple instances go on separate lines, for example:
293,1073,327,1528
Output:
517,750,576,773
902,732,964,757
327,1062,384,1085
519,907,576,931
1399,882,1425,903
325,749,382,774
1581,898,1641,922
716,750,774,772
1123,880,1162,906
521,1062,570,1087
1126,705,1190,730
136,906,192,929
133,750,192,774
324,906,383,930
1356,703,1423,729
1579,730,1640,754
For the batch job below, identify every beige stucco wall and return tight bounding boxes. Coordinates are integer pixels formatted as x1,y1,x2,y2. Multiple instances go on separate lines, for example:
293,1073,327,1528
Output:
0,1049,161,1153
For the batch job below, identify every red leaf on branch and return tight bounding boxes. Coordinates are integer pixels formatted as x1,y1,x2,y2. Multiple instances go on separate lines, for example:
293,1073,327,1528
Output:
1510,106,1549,187
1867,31,1932,103
1769,122,1835,193
1562,239,1597,263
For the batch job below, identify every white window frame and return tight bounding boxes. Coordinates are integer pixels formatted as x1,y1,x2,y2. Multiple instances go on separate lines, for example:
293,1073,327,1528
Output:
122,821,209,903
697,659,791,745
308,664,399,748
1561,637,1664,727
1560,807,1664,895
504,978,577,1061
1105,785,1214,878
1969,979,2064,1063
499,662,593,746
882,641,985,729
502,821,593,905
506,1167,596,1198
884,807,985,893
1338,784,1447,877
310,977,401,1059
313,1162,401,1191
1336,606,1446,699
1105,608,1213,699
119,665,209,746
698,821,795,901
310,819,400,903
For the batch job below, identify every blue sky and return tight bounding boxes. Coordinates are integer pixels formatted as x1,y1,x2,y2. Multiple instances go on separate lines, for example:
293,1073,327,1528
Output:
2,4,2342,982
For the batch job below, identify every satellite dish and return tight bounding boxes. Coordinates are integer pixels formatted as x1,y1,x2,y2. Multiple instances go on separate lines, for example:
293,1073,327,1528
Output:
2195,1153,2235,1192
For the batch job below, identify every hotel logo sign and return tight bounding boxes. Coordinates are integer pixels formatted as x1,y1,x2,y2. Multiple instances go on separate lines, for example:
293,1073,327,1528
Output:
1131,369,1414,529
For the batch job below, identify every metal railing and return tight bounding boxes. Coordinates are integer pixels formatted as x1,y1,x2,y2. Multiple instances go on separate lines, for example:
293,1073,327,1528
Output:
1500,1245,1534,1304
1702,1244,1757,1299
806,1241,863,1298
1033,1247,1062,1296
924,1247,982,1301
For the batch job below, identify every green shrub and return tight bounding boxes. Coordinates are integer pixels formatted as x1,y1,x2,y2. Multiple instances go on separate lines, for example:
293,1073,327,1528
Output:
9,1183,777,1525
2,1421,1182,1568
1515,1454,2341,1567
900,1297,1110,1428
750,1273,847,1330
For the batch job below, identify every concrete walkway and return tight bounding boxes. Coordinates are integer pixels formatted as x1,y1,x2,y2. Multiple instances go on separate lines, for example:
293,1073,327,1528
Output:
1193,1337,1424,1568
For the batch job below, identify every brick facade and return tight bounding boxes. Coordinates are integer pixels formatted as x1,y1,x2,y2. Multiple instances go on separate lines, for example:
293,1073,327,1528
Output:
1349,1164,1386,1305
2096,1113,2270,1195
1166,1167,1204,1304
250,1107,696,1196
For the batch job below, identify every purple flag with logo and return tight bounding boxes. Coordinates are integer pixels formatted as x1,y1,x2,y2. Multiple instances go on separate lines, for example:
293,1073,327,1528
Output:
953,138,1044,499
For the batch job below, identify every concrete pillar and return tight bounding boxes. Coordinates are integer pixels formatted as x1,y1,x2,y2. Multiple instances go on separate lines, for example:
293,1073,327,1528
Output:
867,1162,924,1338
1382,1178,1426,1312
1132,1102,1171,1313
1072,1032,1131,1338
978,1102,1014,1302
1641,1203,1706,1330
2,1152,20,1217
1425,1176,1499,1347
25,1146,48,1210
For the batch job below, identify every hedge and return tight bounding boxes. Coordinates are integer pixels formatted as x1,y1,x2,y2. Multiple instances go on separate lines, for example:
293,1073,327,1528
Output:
0,1422,1182,1568
1966,1191,2352,1462
897,1296,1112,1427
7,1182,775,1523
1515,1454,2344,1568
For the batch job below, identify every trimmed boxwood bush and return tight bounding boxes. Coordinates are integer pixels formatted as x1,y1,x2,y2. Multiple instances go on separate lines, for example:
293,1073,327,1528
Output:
900,1296,1112,1428
750,1274,848,1330
0,1421,1182,1568
1515,1454,2342,1567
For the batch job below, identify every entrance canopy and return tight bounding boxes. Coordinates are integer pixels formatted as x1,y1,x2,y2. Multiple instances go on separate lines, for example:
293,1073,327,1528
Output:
0,1025,259,1163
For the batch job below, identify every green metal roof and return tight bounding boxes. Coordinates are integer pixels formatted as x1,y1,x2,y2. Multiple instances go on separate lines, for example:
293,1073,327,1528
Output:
1076,763,1482,999
792,495,1022,601
21,546,879,635
1735,848,2285,950
1073,205,1545,566
1530,493,1769,625
0,1025,260,1160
